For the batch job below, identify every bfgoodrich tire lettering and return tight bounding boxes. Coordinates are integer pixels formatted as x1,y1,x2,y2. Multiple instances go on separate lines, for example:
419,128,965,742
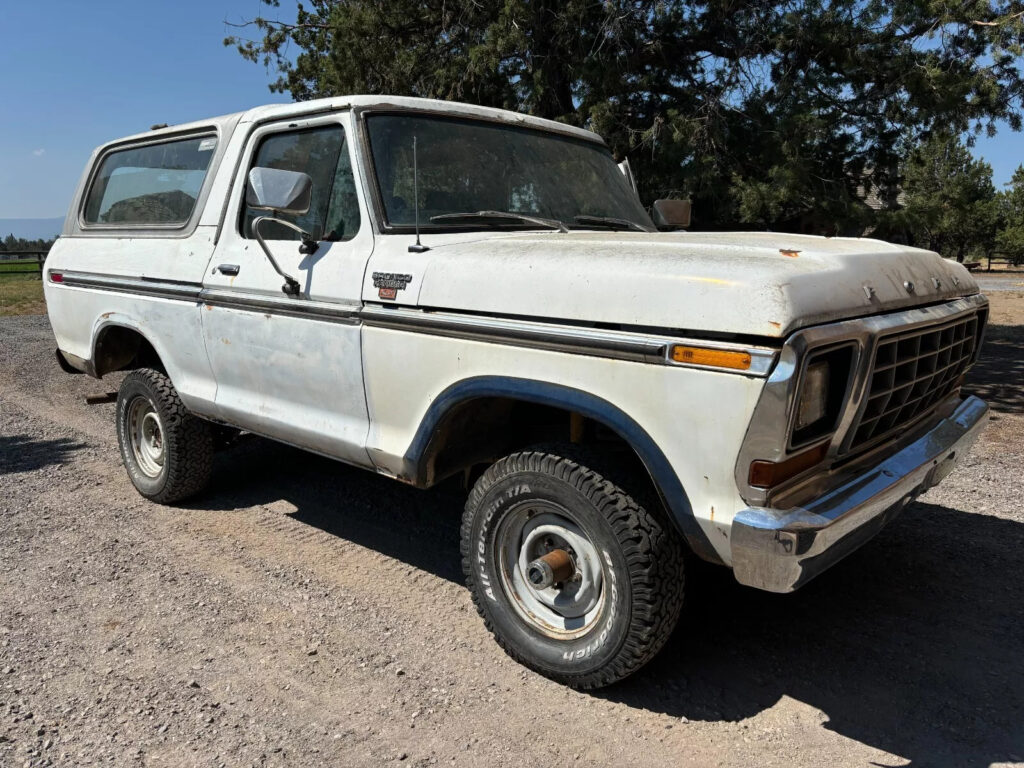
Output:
461,448,685,689
116,368,213,504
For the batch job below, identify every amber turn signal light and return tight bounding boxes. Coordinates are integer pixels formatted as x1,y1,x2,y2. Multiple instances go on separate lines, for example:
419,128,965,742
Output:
749,442,829,489
670,345,752,371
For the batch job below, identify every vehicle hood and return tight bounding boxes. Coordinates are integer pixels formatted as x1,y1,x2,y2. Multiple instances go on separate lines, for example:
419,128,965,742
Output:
414,230,980,338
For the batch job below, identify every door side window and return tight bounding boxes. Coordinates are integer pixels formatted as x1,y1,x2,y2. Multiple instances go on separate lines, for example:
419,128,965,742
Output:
242,124,361,242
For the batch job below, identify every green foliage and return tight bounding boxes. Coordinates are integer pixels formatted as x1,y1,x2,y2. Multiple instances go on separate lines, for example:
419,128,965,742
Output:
997,165,1024,264
0,234,54,252
902,134,998,261
227,1,1024,235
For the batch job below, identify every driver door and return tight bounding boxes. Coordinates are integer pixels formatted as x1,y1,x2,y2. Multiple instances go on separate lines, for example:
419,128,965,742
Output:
200,113,374,467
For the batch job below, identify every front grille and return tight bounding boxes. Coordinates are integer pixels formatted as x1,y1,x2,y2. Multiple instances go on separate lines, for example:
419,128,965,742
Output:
850,312,982,450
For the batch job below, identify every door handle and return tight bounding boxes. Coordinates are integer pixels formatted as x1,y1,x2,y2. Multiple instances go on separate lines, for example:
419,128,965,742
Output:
215,264,240,276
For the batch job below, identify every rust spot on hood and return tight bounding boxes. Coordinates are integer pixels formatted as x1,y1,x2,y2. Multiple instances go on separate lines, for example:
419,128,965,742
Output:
780,249,801,258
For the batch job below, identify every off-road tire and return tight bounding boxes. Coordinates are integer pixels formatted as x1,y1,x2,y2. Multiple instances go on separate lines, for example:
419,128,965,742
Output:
461,447,685,689
116,368,213,504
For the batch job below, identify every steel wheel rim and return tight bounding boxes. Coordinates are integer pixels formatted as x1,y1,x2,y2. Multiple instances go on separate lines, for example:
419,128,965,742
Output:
496,501,605,639
128,396,165,478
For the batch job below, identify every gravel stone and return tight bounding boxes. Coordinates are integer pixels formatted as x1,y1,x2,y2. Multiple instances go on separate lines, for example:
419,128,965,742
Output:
1,300,1022,767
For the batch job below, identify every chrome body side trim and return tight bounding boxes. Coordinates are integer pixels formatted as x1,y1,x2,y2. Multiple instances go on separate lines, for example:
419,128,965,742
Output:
59,271,203,302
200,289,360,325
52,270,777,373
731,394,989,592
734,294,989,506
360,305,778,373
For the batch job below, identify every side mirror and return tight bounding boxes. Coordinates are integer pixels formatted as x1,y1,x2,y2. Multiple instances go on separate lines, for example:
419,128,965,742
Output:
652,199,691,231
245,167,316,298
246,167,313,214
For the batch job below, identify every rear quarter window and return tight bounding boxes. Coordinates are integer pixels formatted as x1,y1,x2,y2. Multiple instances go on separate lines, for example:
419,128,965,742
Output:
82,135,217,227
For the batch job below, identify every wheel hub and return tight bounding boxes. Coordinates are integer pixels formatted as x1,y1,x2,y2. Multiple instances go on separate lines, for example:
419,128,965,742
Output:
128,397,165,478
497,505,605,638
526,548,575,589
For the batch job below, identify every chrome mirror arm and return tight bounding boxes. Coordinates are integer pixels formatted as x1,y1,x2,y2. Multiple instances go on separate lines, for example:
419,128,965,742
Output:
252,215,313,297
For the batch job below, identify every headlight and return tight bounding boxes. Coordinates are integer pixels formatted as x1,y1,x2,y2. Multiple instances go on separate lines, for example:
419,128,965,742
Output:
789,344,855,449
795,361,829,430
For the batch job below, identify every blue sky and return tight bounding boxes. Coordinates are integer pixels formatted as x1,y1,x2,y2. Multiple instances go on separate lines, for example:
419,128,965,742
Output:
1,1,1021,219
0,0,287,219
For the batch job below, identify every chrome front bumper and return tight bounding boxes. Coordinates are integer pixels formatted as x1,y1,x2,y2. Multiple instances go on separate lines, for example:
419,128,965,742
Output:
730,395,989,593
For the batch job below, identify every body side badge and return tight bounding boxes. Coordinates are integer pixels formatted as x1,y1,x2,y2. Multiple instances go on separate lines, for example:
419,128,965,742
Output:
372,272,413,301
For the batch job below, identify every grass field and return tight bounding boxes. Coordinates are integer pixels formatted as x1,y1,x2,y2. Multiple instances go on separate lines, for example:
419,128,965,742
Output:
0,258,46,315
0,272,45,316
0,258,44,274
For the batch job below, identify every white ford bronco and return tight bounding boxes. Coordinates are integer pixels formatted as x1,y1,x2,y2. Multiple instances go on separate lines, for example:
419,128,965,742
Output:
45,96,989,689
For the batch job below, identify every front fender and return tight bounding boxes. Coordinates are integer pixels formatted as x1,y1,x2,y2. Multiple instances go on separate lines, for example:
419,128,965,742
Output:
401,376,723,564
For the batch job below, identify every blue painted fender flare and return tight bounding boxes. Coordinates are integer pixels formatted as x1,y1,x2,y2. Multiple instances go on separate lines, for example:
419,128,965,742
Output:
402,376,722,564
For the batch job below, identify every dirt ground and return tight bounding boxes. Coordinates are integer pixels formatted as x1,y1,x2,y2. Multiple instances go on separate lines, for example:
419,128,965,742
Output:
1,285,1022,767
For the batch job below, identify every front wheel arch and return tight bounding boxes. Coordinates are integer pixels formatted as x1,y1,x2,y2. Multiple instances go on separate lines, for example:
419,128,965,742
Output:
402,376,721,565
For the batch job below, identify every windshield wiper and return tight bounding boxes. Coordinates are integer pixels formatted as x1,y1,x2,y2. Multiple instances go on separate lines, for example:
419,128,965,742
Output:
573,214,650,233
430,210,569,233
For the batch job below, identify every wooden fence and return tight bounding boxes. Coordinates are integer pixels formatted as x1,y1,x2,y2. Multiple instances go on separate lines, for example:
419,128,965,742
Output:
0,251,48,276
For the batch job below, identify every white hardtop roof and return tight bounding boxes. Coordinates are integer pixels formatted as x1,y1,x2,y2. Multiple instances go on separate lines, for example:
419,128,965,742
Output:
105,95,604,150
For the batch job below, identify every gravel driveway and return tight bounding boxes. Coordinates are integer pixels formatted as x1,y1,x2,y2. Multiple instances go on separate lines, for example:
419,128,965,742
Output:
1,312,1022,768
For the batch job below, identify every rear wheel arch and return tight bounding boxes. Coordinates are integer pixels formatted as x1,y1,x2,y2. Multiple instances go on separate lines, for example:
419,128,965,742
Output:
403,376,723,564
90,320,166,378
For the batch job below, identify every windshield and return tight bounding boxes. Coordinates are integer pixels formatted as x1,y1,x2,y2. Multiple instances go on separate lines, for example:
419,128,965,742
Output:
365,113,654,231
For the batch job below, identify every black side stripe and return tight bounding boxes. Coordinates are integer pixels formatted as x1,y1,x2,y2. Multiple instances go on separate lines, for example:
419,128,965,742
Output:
54,271,776,373
359,305,668,363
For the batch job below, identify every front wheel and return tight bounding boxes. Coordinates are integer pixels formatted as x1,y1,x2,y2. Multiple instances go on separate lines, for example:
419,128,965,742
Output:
116,368,213,504
461,448,685,689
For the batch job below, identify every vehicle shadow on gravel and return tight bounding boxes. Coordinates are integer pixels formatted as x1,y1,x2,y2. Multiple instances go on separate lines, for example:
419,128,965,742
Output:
187,438,466,584
963,324,1024,414
599,501,1024,767
0,433,85,475
190,436,1023,766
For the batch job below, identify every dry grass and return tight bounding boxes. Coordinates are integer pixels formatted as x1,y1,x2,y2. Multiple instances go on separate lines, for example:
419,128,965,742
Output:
0,259,44,274
986,290,1024,327
0,274,46,316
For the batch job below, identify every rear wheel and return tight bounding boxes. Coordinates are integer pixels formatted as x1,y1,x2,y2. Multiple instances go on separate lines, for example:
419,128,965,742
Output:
461,447,685,689
116,368,213,504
